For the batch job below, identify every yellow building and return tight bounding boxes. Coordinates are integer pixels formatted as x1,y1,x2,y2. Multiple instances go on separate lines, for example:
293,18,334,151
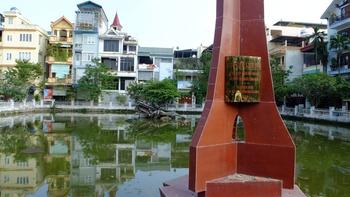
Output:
0,7,48,71
45,16,74,99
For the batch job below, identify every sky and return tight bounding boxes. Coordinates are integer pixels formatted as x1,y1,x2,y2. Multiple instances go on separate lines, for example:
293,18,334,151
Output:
1,0,333,49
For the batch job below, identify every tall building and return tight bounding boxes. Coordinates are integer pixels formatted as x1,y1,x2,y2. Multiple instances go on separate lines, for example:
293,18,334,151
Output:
0,7,48,72
174,46,208,104
267,21,327,80
99,12,138,100
73,1,108,83
321,0,350,78
45,16,74,100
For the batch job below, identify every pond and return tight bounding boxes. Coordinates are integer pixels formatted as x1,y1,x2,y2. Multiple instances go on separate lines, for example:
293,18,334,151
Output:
0,113,349,197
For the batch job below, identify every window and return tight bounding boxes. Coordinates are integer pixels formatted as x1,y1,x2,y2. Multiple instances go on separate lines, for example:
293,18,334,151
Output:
83,35,95,44
6,53,12,61
83,53,94,61
16,177,29,184
123,45,127,52
102,58,118,70
19,34,32,42
4,175,10,183
8,17,13,24
7,35,12,42
51,64,70,79
129,45,137,52
104,40,119,52
120,57,134,72
5,156,10,165
76,53,81,61
39,35,42,45
19,52,31,61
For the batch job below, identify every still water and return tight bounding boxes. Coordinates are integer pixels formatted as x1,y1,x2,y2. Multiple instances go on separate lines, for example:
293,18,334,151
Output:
0,113,349,197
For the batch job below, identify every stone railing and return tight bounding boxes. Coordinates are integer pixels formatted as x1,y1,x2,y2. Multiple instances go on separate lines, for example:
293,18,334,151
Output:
0,100,205,114
280,105,350,123
2,100,350,123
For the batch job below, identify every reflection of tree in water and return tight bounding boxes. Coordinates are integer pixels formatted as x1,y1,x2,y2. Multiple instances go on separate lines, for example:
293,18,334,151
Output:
73,122,118,164
0,123,46,161
128,119,194,169
291,131,350,197
127,119,193,143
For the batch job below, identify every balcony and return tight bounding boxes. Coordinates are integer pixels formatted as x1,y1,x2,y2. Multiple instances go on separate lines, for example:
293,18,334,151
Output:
47,56,72,64
49,36,73,44
303,64,322,74
329,14,350,30
74,23,98,33
46,77,72,85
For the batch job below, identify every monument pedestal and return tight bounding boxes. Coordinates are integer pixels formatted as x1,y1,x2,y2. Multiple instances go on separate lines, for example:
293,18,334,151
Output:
160,175,306,197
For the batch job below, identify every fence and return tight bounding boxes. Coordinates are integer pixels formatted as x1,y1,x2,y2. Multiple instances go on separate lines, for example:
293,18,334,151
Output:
2,100,350,123
0,100,205,114
280,105,350,123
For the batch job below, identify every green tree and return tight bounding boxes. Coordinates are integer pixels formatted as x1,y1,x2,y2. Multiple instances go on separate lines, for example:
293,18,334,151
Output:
127,81,145,102
330,34,350,75
0,60,43,101
270,56,292,104
191,51,211,103
47,43,70,62
77,59,115,101
127,79,179,106
307,26,328,73
291,73,338,107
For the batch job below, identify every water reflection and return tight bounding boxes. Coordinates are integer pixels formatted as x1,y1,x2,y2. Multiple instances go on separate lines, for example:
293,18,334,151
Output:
286,120,350,197
0,113,197,197
0,114,349,196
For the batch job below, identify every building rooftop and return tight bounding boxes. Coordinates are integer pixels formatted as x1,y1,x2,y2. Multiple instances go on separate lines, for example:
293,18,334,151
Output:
77,1,102,9
51,16,74,29
139,47,174,57
111,12,122,31
174,49,198,58
321,0,341,19
77,1,108,23
273,21,327,29
269,35,305,46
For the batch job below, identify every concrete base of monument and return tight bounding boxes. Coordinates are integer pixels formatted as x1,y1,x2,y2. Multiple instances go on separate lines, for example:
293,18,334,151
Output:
159,174,306,197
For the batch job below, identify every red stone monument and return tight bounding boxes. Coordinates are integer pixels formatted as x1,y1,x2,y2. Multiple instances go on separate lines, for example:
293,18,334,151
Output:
160,0,306,196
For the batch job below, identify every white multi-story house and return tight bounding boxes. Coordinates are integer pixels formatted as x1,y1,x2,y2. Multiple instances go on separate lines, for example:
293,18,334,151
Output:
0,7,48,72
321,0,350,78
267,21,327,80
99,12,138,98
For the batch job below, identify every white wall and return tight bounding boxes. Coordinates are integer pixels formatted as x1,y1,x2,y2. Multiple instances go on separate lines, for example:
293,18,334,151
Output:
286,50,304,80
159,62,173,80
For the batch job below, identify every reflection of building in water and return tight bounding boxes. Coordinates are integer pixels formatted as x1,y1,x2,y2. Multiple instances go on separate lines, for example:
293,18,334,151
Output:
136,140,172,171
45,132,72,197
70,136,136,197
0,153,44,197
285,120,350,141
